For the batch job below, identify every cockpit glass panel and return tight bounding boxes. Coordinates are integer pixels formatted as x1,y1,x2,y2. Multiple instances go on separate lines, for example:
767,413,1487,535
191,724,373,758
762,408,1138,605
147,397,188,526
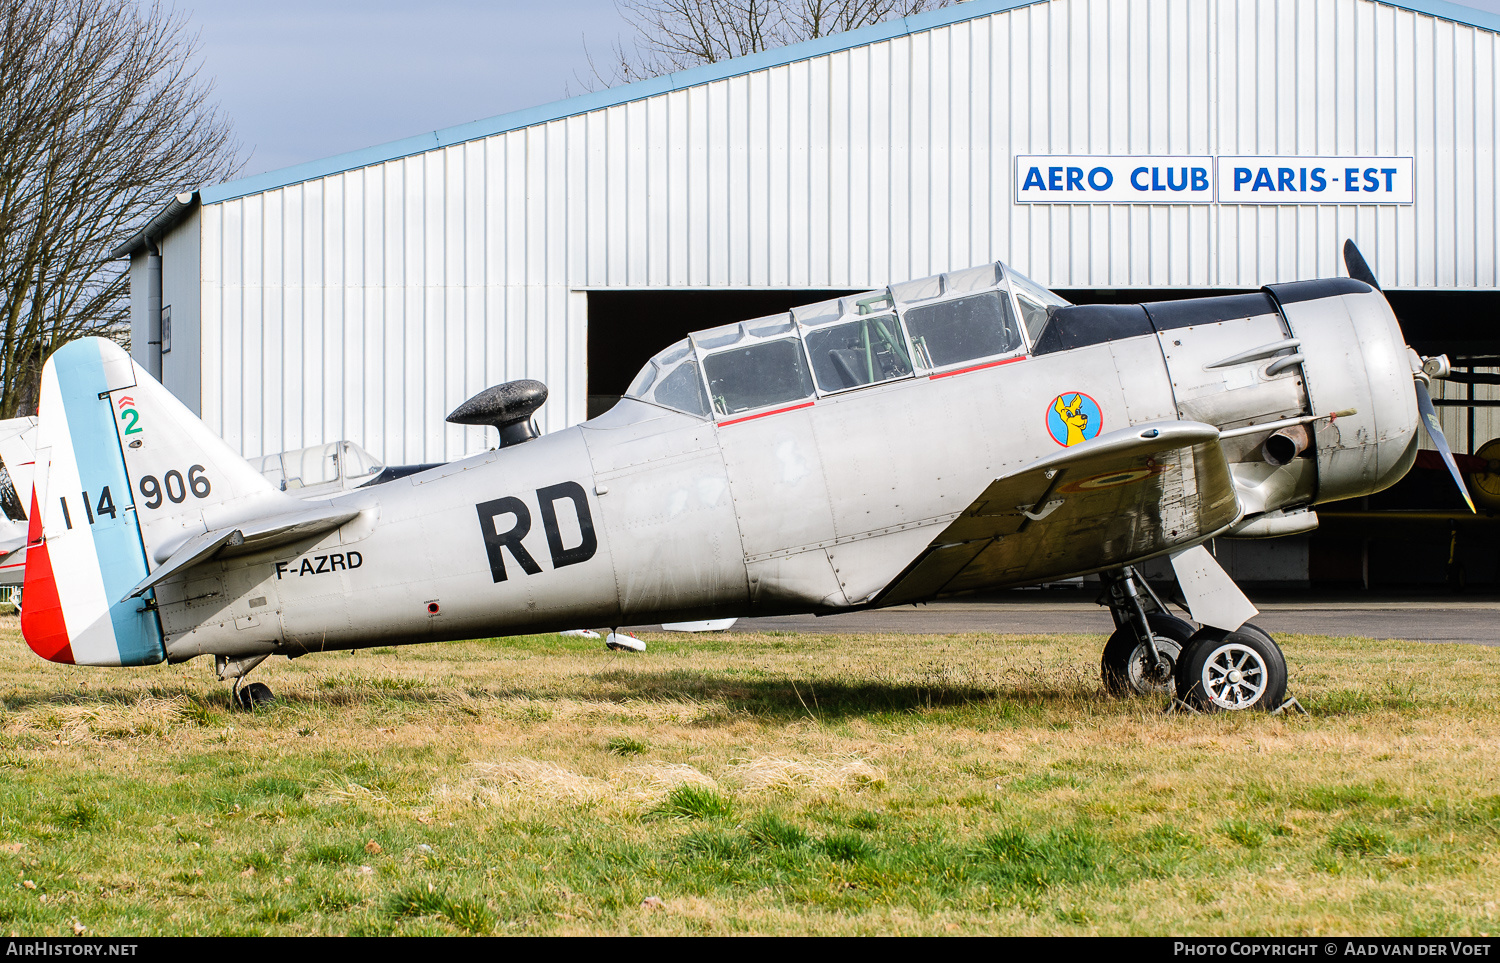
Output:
340,441,384,479
1007,267,1070,307
890,275,942,304
626,339,695,401
1006,267,1071,345
805,315,913,392
696,322,743,350
943,262,1004,295
903,292,1021,370
746,314,795,338
790,298,842,327
652,359,710,416
283,443,341,488
841,292,895,318
1013,293,1052,345
626,361,658,398
703,339,815,416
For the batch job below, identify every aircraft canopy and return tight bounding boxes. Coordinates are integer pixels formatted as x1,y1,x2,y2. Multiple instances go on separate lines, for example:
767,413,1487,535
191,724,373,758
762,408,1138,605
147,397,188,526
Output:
623,261,1072,420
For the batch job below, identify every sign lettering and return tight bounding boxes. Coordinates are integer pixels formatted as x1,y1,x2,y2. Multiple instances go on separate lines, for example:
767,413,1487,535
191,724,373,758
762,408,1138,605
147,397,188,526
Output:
1016,155,1415,205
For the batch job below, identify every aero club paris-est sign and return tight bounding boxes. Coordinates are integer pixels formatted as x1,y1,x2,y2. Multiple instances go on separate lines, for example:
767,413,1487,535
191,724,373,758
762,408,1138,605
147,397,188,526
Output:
1015,155,1415,205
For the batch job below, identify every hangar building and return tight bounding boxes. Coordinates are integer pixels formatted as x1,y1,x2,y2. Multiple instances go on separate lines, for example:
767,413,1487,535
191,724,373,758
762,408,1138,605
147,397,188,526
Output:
115,0,1500,587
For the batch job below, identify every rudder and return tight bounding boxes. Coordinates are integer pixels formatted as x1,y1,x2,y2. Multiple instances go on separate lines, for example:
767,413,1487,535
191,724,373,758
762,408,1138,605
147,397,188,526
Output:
23,339,163,665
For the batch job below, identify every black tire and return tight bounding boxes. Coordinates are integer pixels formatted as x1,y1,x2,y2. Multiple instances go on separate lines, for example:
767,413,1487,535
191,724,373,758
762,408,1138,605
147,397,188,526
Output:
1101,614,1196,696
1236,622,1275,648
1175,627,1287,712
235,682,275,710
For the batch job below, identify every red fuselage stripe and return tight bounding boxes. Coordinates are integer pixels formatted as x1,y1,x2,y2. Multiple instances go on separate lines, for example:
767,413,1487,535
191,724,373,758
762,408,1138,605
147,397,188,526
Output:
929,355,1029,380
718,401,816,427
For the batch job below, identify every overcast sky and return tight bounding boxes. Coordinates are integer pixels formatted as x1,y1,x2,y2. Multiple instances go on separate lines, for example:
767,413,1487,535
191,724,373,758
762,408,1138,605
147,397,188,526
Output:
178,0,634,177
176,0,1500,183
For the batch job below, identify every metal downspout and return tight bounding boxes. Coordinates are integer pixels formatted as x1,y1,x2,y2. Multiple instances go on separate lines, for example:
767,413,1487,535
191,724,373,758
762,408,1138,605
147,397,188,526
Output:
146,240,162,381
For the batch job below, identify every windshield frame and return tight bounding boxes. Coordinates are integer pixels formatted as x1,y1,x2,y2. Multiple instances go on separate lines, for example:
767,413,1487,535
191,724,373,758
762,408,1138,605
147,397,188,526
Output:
1003,265,1072,349
623,338,711,419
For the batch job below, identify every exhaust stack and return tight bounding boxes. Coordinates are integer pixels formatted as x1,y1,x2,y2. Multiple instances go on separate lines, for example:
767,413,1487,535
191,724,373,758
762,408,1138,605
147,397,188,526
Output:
1261,425,1311,467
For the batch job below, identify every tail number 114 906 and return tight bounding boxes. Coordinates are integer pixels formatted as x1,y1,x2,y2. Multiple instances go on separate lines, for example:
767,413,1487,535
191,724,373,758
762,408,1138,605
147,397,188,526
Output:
56,466,214,530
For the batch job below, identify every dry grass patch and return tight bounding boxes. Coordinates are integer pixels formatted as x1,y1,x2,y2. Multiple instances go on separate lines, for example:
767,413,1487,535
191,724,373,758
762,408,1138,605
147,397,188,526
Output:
431,758,720,812
2,695,192,743
0,619,1496,935
725,755,886,796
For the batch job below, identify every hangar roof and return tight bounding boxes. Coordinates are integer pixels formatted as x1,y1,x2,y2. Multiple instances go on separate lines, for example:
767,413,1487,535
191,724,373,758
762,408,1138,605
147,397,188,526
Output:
113,0,1500,257
200,0,1500,206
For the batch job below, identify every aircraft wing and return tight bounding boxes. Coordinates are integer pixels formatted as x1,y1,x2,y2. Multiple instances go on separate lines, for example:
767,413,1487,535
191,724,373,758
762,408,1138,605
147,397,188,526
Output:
876,420,1241,605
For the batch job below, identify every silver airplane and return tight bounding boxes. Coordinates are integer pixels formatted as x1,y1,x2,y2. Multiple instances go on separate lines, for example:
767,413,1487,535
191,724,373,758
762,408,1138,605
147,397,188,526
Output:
0,417,39,593
15,242,1467,712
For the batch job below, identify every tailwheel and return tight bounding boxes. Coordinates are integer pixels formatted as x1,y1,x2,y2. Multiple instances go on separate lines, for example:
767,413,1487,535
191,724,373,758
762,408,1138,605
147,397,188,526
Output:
233,680,275,711
1101,614,1195,696
1175,626,1287,712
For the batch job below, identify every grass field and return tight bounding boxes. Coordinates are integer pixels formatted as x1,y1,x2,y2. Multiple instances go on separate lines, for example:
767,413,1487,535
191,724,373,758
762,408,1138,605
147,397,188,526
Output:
0,614,1496,936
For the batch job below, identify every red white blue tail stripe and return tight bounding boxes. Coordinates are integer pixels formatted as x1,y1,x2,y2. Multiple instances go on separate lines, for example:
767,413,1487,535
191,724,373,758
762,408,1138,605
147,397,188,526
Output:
22,340,164,666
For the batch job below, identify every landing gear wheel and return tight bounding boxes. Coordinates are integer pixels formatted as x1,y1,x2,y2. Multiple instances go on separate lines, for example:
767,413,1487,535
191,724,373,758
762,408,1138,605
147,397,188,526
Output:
1235,622,1275,649
235,682,275,711
1101,614,1196,696
1175,628,1287,712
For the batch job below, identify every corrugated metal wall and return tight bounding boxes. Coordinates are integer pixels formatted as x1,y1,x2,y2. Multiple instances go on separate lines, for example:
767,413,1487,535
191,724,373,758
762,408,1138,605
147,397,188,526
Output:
159,207,202,414
1432,370,1500,454
195,0,1500,463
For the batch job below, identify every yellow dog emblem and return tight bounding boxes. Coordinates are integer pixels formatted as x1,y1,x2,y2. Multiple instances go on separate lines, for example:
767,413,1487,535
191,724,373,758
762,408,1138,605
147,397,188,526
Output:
1048,393,1100,447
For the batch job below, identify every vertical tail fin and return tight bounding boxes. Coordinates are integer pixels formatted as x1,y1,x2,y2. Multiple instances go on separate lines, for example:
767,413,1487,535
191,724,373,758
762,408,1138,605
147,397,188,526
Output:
23,340,162,665
22,338,294,666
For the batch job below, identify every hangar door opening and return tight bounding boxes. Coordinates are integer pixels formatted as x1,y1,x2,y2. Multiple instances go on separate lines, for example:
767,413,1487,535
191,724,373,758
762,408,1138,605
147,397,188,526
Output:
586,290,855,418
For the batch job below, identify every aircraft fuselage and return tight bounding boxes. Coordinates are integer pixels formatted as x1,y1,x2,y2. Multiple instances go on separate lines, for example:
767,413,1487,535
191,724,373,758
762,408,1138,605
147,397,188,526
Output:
155,277,1417,664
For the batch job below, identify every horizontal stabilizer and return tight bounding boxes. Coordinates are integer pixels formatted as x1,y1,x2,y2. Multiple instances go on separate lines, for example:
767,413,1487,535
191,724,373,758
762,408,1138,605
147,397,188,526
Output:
125,503,361,601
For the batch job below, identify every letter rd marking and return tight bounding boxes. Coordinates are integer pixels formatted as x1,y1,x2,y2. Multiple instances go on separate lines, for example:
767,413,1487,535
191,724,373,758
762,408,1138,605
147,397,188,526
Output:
475,481,598,583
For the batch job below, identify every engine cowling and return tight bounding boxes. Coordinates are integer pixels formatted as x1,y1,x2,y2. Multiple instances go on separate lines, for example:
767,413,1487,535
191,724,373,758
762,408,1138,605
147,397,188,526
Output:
1269,280,1420,504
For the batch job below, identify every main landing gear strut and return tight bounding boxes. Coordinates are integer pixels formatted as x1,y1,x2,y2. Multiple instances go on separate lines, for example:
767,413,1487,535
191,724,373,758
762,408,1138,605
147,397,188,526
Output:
216,654,276,711
1099,564,1288,712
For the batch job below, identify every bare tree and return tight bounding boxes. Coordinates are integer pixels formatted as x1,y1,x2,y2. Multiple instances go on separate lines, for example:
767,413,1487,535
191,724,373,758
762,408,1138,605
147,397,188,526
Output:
591,0,953,85
0,0,239,418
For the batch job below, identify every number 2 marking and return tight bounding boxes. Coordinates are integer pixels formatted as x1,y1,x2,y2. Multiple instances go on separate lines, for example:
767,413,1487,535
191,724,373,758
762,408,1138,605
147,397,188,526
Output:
120,408,141,434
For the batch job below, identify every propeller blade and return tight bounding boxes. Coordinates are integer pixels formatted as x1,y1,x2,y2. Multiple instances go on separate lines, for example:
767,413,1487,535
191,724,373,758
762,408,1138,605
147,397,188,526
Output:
1413,378,1476,513
1343,239,1382,291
